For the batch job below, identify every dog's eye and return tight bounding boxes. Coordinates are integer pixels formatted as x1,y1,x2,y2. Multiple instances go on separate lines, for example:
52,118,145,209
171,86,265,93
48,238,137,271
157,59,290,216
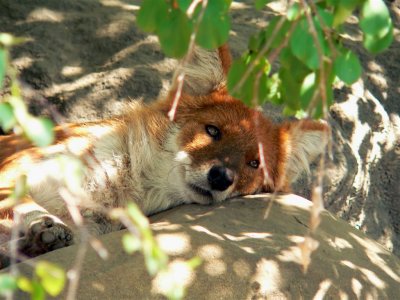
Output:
205,125,221,140
248,160,260,169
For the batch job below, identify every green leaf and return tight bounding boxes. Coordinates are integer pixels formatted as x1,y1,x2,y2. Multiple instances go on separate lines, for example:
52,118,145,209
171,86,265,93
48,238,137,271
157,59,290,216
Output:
17,276,33,293
57,155,84,191
360,0,391,38
265,74,282,105
145,243,168,276
300,72,317,109
363,22,393,54
122,233,141,254
0,48,6,89
0,274,18,296
31,281,46,300
178,0,192,11
157,9,192,58
282,106,298,117
287,3,301,21
280,47,310,80
317,7,333,27
290,18,319,70
279,68,301,111
334,50,362,84
0,33,27,47
136,0,168,33
127,202,149,230
227,56,269,107
332,0,359,28
295,109,308,119
279,48,310,110
24,117,55,147
227,58,247,98
35,261,66,297
255,0,270,10
263,17,291,49
196,0,231,49
0,102,16,132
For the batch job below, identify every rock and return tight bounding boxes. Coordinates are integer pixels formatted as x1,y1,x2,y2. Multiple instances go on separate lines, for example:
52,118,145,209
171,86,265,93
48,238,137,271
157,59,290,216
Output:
4,194,400,299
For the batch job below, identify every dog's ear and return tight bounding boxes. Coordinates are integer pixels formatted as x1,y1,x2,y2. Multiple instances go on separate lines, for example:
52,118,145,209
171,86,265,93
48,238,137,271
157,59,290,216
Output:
261,119,329,192
217,44,232,76
280,120,329,185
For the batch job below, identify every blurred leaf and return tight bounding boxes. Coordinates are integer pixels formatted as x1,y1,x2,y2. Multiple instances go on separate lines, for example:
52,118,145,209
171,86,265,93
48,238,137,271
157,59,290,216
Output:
136,0,168,33
360,0,391,38
255,0,270,10
12,174,28,200
57,155,84,192
227,58,248,101
0,48,6,89
0,274,18,296
279,68,301,111
262,17,290,50
290,18,319,70
31,281,46,300
158,9,192,58
317,7,333,27
282,106,298,117
178,0,192,11
363,22,393,54
332,0,361,27
313,16,331,56
35,261,66,297
127,202,149,230
227,55,269,107
279,48,310,110
17,276,33,293
265,74,282,105
196,0,231,49
186,257,202,269
0,33,27,47
334,50,362,84
8,96,27,122
23,117,55,147
145,243,168,276
0,102,16,132
122,233,141,254
287,3,301,21
295,109,308,119
300,72,317,109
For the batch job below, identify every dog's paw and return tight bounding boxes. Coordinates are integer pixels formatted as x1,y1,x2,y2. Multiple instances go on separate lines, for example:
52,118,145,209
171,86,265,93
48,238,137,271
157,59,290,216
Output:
18,215,74,257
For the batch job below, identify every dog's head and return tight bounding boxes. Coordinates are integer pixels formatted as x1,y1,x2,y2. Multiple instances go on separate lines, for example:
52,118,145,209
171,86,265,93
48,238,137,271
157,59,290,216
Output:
156,46,329,205
157,88,328,205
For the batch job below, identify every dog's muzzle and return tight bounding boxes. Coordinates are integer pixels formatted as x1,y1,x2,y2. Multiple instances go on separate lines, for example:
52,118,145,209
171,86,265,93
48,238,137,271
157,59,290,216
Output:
207,165,234,191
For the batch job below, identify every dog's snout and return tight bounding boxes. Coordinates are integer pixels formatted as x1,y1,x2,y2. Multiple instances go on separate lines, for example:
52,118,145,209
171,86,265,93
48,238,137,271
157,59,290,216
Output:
207,165,234,191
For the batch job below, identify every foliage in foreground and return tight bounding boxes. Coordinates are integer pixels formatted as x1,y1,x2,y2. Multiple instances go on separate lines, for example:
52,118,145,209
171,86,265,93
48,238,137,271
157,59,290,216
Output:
0,0,394,298
138,0,393,118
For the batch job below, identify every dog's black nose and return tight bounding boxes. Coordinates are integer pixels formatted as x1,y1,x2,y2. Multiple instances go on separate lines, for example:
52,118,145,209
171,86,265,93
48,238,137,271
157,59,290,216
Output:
207,166,234,191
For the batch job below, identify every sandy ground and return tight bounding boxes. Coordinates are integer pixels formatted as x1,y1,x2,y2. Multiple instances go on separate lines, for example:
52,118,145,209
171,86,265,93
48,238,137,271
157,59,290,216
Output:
1,0,400,256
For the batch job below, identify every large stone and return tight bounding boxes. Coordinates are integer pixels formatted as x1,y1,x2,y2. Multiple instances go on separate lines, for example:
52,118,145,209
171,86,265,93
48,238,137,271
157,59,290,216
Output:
4,194,400,299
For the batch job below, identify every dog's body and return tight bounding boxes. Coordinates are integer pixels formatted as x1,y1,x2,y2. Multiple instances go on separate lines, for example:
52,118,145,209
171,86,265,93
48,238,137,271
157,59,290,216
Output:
0,46,328,263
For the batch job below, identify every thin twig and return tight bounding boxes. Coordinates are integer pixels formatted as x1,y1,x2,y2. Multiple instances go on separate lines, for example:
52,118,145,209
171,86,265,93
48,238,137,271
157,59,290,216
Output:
168,0,209,121
231,17,286,95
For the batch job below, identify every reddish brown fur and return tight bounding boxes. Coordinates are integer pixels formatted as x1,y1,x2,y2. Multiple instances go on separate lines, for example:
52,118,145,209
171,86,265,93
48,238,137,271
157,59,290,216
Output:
0,44,328,263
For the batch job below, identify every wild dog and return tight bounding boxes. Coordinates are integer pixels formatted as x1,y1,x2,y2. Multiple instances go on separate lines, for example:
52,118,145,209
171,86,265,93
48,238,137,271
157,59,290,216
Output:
0,45,328,265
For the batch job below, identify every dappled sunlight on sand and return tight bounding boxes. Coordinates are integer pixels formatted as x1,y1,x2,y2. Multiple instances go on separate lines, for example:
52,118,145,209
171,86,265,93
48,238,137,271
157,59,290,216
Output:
350,232,400,282
341,260,386,289
250,259,283,297
155,233,190,256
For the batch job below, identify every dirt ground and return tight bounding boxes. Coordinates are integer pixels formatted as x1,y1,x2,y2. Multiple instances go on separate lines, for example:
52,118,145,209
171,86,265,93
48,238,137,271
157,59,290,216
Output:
1,0,399,256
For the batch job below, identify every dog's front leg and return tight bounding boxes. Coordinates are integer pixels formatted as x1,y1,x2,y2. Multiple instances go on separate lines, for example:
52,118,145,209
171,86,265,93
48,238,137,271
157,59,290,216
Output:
13,197,74,257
